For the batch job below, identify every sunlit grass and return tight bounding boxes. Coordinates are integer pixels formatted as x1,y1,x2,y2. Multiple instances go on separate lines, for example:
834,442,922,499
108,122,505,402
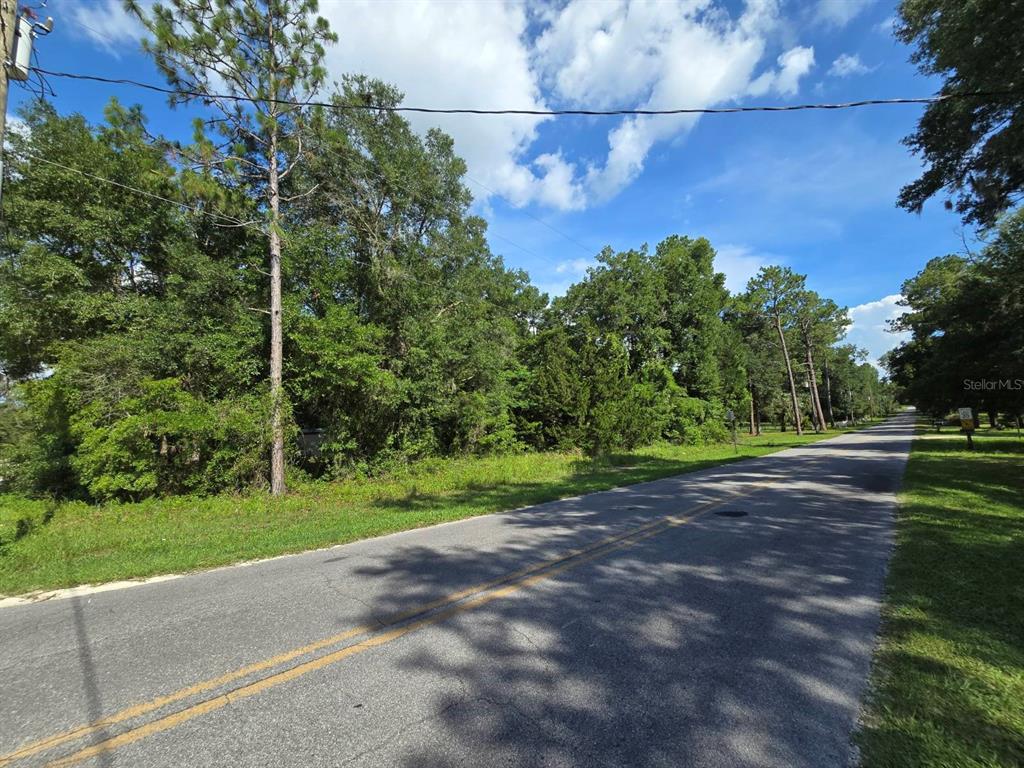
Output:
858,427,1024,768
0,423,870,596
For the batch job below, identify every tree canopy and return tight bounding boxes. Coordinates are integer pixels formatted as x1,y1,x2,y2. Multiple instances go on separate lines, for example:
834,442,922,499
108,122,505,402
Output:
896,0,1024,226
884,210,1024,423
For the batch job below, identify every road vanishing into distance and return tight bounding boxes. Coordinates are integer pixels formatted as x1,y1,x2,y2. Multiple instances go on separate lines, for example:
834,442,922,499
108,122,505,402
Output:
1,413,915,768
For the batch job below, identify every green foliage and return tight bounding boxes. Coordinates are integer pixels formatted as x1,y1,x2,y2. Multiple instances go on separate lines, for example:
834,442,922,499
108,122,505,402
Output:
528,238,738,454
896,0,1024,226
70,379,271,501
885,209,1024,420
0,376,76,497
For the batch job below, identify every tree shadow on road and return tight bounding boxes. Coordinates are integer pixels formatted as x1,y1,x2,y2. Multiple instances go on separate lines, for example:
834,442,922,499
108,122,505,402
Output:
323,420,920,767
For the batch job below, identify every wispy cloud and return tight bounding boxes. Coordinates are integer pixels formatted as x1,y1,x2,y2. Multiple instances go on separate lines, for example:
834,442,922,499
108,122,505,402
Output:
554,258,594,276
693,131,919,242
828,53,874,78
813,0,877,28
846,294,908,371
66,0,148,56
876,16,897,36
713,244,781,293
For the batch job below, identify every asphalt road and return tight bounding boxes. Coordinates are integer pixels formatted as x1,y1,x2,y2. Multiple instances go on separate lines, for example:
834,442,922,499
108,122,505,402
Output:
0,412,914,768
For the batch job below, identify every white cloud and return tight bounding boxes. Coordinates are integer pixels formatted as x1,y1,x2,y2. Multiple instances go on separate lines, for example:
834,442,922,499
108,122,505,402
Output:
66,0,147,55
828,53,873,78
318,1,574,210
747,45,815,96
846,294,909,370
877,16,897,36
72,0,819,213
813,0,876,28
540,0,807,204
713,244,780,293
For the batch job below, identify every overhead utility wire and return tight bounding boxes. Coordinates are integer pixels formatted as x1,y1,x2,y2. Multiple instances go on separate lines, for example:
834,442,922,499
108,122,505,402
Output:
8,149,262,231
463,173,593,255
6,149,537,274
5,148,400,273
31,67,1020,116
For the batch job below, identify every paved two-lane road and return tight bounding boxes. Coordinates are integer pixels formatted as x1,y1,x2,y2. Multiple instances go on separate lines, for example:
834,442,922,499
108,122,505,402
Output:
0,413,915,767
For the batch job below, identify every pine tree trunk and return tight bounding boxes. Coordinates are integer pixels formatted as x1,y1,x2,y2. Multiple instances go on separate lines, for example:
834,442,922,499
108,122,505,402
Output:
823,355,835,427
775,315,803,435
268,128,286,496
806,345,828,432
748,383,758,436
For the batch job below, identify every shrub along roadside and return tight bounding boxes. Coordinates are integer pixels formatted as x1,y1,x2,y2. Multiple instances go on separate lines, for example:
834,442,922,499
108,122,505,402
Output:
0,425,866,597
856,429,1024,768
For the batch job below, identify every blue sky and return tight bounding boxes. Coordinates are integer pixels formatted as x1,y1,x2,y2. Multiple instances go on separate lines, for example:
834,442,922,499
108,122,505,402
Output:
11,0,972,367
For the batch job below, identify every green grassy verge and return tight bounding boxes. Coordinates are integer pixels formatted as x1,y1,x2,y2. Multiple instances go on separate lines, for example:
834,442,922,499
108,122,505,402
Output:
0,424,871,597
857,427,1024,768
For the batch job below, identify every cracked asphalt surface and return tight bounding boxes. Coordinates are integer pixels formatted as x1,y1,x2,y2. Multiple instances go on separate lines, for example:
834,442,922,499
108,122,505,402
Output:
0,413,913,767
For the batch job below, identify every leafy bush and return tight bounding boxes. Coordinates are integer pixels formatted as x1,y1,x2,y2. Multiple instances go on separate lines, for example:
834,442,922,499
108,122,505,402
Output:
668,395,728,445
70,379,272,501
0,377,76,497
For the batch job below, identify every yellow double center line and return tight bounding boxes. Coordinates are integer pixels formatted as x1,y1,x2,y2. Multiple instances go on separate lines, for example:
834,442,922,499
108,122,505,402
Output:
3,482,771,768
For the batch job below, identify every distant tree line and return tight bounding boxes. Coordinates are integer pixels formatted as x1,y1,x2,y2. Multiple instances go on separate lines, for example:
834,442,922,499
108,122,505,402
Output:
0,1,893,502
883,210,1024,426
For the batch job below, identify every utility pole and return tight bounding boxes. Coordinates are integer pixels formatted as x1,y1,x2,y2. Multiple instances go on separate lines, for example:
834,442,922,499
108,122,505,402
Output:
0,1,49,208
0,0,17,208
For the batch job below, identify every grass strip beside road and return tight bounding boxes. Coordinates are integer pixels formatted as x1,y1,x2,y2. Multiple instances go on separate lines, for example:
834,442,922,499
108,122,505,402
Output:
857,428,1024,768
0,425,864,597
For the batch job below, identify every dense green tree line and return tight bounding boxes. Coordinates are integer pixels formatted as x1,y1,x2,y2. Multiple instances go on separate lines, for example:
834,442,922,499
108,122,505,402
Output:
0,1,891,502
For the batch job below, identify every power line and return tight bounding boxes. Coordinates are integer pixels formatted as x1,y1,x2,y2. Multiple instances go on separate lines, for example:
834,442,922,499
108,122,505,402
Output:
31,66,1021,117
6,148,262,231
487,230,545,260
463,173,593,255
5,148,544,277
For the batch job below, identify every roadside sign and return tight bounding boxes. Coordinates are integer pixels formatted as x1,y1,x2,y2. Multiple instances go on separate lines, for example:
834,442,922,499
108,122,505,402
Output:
958,407,974,430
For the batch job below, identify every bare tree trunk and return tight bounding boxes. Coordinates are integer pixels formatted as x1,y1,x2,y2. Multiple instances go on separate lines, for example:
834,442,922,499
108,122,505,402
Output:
748,383,759,436
775,315,803,435
823,355,835,427
268,128,286,496
806,346,828,432
805,369,821,433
